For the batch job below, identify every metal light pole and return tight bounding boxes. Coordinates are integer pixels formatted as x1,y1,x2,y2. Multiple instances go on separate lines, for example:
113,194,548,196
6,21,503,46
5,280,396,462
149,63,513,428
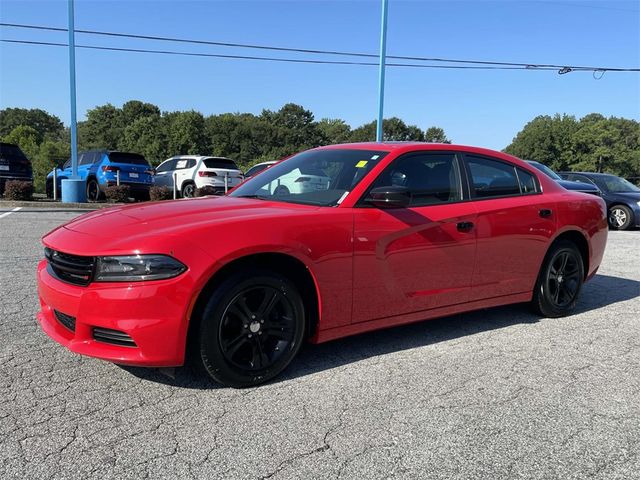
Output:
61,0,86,202
376,0,389,142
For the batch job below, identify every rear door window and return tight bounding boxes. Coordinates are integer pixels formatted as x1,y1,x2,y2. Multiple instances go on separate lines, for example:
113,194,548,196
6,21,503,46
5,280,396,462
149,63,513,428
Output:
203,158,239,170
466,155,521,198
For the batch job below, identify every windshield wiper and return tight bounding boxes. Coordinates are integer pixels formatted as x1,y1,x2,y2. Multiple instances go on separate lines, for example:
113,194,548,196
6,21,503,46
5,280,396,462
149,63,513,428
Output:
234,194,267,199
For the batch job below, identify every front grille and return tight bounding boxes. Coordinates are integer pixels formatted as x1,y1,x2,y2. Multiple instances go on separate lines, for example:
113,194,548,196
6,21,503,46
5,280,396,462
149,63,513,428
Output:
93,327,137,347
54,310,76,332
45,248,95,286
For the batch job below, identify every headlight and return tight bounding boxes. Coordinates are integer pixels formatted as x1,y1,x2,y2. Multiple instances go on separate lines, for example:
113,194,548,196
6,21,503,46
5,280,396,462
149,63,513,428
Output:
95,254,186,282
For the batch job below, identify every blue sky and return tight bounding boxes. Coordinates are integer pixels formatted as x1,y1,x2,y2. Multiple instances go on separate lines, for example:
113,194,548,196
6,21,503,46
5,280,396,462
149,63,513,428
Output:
1,0,638,150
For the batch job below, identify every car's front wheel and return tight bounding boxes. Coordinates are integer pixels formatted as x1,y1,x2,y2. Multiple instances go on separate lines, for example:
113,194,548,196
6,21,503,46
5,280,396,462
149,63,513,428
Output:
197,270,306,387
608,205,633,230
531,240,584,317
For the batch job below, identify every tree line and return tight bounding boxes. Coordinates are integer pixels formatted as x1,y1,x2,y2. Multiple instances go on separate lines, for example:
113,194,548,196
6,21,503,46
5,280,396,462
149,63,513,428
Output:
1,101,638,193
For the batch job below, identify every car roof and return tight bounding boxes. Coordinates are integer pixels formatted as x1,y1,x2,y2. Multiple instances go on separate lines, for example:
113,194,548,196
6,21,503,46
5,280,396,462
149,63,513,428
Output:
168,155,232,160
559,171,616,178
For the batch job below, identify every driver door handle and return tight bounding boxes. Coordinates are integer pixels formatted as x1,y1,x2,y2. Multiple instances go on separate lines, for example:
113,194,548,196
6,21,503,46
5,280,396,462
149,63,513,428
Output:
456,221,474,232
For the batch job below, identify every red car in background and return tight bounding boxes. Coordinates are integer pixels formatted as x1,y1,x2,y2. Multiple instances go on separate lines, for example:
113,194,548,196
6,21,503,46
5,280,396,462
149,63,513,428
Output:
37,143,608,387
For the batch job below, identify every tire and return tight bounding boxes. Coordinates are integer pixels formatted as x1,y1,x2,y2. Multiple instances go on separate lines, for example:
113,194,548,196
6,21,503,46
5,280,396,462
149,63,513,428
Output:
86,178,100,202
531,240,584,318
181,182,196,198
197,270,306,387
273,185,290,196
608,205,633,230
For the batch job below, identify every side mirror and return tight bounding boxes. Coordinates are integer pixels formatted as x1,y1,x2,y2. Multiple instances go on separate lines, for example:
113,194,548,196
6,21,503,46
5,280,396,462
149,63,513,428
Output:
365,186,411,208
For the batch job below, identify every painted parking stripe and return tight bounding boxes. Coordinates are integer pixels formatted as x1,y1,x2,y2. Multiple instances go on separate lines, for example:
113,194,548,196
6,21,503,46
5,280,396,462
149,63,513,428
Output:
0,207,22,219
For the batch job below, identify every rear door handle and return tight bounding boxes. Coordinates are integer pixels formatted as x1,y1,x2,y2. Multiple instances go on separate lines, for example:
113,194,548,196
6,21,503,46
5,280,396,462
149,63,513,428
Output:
539,209,553,218
456,221,474,232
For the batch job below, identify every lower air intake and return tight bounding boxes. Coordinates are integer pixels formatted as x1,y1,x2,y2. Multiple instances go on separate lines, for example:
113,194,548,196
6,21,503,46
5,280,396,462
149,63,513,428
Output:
93,327,137,347
54,310,76,332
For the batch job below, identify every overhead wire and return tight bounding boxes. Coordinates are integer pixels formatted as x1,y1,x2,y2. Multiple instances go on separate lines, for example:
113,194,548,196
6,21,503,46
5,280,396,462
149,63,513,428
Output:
1,22,638,73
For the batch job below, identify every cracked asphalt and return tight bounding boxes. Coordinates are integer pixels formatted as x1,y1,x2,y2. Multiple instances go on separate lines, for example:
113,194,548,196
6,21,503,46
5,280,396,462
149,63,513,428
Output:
1,211,639,479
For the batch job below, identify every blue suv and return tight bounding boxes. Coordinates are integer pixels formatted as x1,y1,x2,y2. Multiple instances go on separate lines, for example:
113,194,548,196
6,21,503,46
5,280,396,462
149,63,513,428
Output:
46,150,154,201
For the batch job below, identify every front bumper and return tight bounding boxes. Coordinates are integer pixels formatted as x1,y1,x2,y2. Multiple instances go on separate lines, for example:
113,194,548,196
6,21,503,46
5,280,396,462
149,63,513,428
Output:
36,259,193,367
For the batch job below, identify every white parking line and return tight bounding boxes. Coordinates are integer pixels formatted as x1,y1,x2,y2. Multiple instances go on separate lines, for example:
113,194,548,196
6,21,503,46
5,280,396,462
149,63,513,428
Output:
0,207,22,219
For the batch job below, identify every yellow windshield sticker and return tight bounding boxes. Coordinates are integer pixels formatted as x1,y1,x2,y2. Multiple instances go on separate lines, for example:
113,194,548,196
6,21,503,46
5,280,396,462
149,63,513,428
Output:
355,160,368,168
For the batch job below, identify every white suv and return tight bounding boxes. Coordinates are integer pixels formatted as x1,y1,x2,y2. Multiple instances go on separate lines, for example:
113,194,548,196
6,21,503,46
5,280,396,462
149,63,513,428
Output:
153,156,244,197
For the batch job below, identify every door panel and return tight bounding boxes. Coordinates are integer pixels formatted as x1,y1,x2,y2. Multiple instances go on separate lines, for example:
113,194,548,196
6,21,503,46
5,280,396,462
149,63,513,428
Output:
352,204,477,323
470,196,556,299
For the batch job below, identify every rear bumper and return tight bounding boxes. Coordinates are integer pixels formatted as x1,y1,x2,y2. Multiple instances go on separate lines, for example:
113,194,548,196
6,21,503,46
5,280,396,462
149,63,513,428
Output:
36,260,193,367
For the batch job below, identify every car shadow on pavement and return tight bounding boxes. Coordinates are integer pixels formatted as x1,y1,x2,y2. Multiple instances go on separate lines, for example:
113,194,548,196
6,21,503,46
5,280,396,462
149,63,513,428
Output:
121,273,639,389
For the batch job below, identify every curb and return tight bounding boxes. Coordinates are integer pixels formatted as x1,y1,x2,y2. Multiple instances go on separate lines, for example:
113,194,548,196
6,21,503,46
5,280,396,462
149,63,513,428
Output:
0,200,123,211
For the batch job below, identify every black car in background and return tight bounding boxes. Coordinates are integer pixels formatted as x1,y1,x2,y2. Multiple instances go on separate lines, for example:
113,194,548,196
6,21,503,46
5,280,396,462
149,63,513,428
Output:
526,160,601,195
0,143,33,196
560,171,640,230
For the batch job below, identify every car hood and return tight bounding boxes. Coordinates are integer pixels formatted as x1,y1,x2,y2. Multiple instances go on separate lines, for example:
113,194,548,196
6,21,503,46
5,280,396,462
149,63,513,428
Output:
59,196,318,241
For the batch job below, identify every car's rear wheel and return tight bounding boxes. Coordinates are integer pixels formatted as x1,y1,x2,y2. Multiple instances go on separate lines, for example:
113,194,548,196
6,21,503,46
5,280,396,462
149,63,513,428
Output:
531,240,584,318
86,178,100,202
608,205,633,230
182,182,196,198
197,270,306,387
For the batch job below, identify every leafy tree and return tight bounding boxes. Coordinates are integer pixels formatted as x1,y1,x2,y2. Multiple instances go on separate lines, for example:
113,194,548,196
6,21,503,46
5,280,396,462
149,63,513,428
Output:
424,126,451,144
78,104,124,150
120,115,167,165
2,125,39,159
350,117,424,142
165,110,207,156
121,100,161,125
0,108,64,143
260,103,326,158
504,114,579,171
33,140,69,192
317,118,352,145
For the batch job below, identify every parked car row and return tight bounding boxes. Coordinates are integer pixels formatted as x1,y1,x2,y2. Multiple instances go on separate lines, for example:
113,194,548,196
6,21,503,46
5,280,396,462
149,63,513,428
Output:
45,151,244,200
3,141,640,230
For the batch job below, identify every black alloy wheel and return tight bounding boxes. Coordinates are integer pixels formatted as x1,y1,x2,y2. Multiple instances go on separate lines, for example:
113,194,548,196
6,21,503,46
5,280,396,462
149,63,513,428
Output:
198,270,305,387
86,178,100,202
531,240,584,317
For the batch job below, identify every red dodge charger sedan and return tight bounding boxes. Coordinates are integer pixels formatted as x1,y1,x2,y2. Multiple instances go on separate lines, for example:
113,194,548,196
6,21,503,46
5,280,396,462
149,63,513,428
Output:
37,143,608,387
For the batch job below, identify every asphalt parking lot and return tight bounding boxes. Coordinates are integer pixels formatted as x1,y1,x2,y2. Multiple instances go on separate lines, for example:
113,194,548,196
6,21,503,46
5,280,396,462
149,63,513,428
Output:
1,210,638,480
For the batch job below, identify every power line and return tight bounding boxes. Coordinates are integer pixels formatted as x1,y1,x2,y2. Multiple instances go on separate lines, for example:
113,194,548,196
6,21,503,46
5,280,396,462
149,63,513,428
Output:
1,22,638,72
1,38,555,70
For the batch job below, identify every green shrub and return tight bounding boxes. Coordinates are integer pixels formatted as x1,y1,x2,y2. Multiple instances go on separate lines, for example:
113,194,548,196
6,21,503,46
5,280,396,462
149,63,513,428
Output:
3,180,33,200
149,185,173,201
195,185,217,197
104,185,130,203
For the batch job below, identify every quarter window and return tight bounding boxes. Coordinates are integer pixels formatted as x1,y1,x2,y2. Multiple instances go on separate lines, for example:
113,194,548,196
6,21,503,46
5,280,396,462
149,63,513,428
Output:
516,168,538,194
369,153,462,206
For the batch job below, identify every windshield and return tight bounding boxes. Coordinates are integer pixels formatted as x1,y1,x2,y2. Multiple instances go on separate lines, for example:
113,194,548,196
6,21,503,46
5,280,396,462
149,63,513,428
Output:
230,149,388,206
593,175,640,193
528,161,561,180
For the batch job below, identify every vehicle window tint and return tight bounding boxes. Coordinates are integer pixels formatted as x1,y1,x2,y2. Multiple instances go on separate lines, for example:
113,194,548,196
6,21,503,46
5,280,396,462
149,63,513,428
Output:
370,153,462,206
186,159,197,169
79,152,96,165
108,152,149,165
155,160,173,173
0,143,28,161
467,156,520,198
246,164,269,177
516,168,538,194
203,158,239,169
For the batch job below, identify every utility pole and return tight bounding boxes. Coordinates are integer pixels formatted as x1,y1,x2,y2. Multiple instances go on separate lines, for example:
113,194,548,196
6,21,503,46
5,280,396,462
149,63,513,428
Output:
376,0,389,142
61,0,85,202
